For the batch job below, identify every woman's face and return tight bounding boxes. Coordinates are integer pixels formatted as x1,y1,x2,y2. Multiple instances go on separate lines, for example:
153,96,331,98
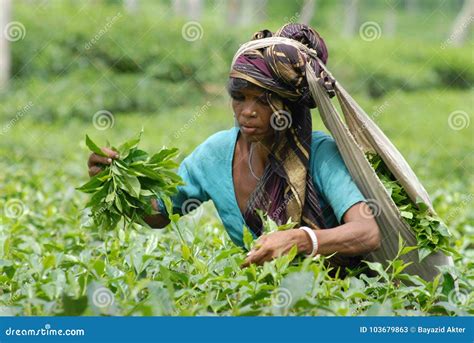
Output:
230,84,275,143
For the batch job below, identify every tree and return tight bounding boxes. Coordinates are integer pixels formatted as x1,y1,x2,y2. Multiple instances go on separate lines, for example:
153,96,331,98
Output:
124,0,138,14
384,3,397,37
300,0,316,26
173,0,202,20
342,0,358,37
448,0,474,46
225,0,267,27
0,0,11,91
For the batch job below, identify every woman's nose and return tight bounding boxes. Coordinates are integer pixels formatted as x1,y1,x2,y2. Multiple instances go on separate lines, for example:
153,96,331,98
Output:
240,102,257,118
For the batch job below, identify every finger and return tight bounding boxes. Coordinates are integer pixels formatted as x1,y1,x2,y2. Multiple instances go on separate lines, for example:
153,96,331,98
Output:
241,251,257,268
101,147,119,159
88,153,113,167
88,165,103,177
241,248,268,268
256,234,269,245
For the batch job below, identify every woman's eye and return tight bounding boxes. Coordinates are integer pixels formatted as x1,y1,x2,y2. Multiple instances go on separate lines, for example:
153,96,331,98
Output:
257,96,268,105
231,93,244,101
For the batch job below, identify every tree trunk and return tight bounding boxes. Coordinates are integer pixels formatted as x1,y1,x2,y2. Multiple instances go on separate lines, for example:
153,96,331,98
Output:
343,0,358,37
0,0,11,91
384,5,396,37
405,0,417,13
448,0,474,46
227,0,240,26
124,0,138,14
173,0,185,17
255,0,267,23
300,0,316,26
186,0,202,21
239,0,255,26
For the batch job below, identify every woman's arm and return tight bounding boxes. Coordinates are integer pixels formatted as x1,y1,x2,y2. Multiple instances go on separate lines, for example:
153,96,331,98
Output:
242,202,380,267
297,202,380,255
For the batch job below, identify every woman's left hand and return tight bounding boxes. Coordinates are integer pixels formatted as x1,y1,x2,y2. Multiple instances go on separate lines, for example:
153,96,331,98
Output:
241,229,309,268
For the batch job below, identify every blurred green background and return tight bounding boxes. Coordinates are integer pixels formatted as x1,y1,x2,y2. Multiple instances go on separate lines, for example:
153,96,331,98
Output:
0,0,472,244
0,0,472,316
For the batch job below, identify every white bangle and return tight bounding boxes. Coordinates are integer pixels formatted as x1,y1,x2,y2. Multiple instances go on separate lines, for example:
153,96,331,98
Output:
299,226,318,256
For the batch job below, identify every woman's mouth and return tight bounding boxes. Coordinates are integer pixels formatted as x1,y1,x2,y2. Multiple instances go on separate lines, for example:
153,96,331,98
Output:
241,125,258,134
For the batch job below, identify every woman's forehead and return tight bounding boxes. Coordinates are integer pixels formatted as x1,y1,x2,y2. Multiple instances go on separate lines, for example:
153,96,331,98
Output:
234,84,266,96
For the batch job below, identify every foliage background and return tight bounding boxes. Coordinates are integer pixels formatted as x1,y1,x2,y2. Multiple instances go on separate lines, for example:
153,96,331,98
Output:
0,0,472,315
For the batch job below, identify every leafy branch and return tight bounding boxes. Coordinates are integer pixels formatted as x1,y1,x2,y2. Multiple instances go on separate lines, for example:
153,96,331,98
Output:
77,131,183,230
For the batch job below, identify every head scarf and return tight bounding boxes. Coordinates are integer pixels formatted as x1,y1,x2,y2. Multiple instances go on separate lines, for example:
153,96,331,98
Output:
230,23,335,236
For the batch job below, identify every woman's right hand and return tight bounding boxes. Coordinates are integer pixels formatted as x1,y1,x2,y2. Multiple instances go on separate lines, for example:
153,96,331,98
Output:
87,147,119,177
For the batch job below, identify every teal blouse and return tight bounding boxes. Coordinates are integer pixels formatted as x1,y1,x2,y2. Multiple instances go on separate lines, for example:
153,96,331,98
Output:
157,126,365,247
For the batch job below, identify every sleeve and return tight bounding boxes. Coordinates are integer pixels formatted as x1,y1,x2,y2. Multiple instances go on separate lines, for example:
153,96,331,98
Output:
156,153,209,216
311,136,366,224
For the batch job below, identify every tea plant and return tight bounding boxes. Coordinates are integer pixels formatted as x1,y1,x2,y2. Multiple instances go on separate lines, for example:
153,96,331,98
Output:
366,153,453,261
77,132,183,230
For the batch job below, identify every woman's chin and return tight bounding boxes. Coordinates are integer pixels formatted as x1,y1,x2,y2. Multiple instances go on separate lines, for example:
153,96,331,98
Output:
239,126,273,143
240,129,261,141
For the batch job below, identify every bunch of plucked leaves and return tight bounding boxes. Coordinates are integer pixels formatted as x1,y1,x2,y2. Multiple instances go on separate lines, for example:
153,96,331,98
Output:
366,153,452,261
77,131,183,230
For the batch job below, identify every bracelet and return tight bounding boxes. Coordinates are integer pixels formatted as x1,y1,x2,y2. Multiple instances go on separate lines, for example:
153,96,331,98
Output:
299,226,318,256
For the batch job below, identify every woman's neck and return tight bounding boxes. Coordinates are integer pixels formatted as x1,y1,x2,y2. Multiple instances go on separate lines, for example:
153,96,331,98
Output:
239,134,273,168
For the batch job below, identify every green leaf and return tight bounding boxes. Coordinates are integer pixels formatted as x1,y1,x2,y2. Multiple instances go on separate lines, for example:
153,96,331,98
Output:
61,295,88,316
85,135,107,157
76,174,105,193
418,247,432,262
149,148,180,164
400,211,413,219
118,131,143,159
400,246,417,256
105,192,115,203
181,245,191,261
364,261,389,281
123,174,141,198
243,226,255,251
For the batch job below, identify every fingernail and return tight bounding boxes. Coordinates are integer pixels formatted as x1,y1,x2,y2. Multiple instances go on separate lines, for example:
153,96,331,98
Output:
115,154,120,159
107,158,112,163
246,252,251,256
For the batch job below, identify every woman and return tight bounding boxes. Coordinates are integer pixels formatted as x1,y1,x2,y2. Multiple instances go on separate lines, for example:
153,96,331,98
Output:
87,24,380,271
